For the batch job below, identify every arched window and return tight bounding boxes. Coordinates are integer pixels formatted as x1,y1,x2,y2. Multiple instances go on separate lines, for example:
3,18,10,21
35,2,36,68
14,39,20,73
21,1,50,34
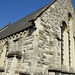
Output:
0,41,8,68
68,13,73,66
61,21,67,65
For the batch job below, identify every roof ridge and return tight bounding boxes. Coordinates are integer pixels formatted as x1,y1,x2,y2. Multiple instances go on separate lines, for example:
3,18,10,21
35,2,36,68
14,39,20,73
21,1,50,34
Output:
0,0,57,40
7,0,56,26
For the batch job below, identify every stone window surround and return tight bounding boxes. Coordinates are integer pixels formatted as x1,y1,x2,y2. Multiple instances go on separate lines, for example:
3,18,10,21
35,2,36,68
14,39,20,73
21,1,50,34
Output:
68,13,72,66
61,21,67,65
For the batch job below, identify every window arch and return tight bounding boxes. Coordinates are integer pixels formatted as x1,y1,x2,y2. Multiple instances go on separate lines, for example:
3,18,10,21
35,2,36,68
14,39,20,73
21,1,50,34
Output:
68,13,72,31
68,13,72,21
61,21,67,31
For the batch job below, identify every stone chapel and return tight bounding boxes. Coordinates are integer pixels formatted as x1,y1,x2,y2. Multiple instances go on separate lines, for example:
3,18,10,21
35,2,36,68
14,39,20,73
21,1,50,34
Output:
0,0,75,75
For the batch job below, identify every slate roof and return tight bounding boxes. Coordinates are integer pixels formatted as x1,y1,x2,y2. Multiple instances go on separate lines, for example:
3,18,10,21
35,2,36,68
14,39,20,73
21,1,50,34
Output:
0,0,56,40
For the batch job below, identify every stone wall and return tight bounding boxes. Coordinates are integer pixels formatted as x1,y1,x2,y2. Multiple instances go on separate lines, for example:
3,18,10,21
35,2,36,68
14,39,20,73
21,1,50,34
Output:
34,0,75,74
0,0,75,75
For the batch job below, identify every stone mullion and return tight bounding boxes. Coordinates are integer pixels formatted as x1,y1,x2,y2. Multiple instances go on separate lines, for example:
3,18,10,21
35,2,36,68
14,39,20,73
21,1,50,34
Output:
74,38,75,71
61,22,69,70
66,31,69,69
72,37,75,69
70,30,75,68
63,30,69,69
69,26,74,68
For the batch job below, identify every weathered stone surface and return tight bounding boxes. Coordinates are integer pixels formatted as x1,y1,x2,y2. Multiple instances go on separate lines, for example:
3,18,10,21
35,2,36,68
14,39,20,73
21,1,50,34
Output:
0,0,75,75
61,65,68,72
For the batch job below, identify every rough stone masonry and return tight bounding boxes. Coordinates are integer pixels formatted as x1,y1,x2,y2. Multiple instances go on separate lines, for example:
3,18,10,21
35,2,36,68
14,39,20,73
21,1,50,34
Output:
0,0,75,75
